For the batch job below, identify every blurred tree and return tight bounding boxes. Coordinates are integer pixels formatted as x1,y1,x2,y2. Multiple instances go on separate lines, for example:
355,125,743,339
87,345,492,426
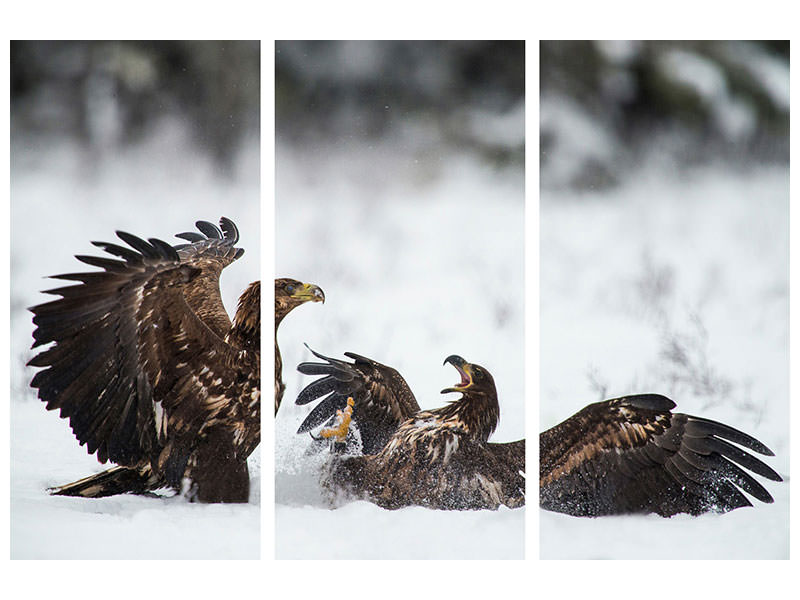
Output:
276,40,524,166
540,40,789,190
10,40,259,174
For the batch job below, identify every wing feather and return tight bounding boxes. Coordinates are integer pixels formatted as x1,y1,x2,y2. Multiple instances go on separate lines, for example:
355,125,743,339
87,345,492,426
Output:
114,231,164,259
74,254,129,271
444,438,526,509
90,240,145,263
171,218,244,339
683,416,775,455
295,348,420,454
295,375,347,406
175,231,205,243
195,220,223,239
540,394,781,517
296,392,349,433
28,218,256,473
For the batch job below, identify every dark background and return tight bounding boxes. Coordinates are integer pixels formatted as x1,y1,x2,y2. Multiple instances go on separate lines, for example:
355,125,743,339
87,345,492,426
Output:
540,40,789,190
11,40,260,174
276,40,524,168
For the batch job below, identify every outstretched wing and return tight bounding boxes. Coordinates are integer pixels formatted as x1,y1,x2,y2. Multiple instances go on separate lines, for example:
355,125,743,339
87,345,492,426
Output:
296,347,420,454
489,439,525,478
539,394,782,517
455,438,525,509
28,218,255,478
448,438,525,509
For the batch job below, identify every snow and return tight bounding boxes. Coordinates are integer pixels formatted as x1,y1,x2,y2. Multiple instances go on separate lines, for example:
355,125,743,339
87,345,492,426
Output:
466,100,526,148
10,122,260,559
540,165,789,559
277,502,523,560
12,399,260,559
660,49,727,102
540,93,617,188
659,48,756,140
275,140,525,559
595,39,641,66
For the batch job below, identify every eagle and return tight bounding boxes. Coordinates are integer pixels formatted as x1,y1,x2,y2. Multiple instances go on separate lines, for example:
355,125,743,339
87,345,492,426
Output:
295,348,525,510
540,394,782,517
28,217,260,503
274,278,324,413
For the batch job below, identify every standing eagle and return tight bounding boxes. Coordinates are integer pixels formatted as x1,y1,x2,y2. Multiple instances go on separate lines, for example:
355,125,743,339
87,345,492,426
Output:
540,394,782,517
295,348,525,510
274,278,324,413
28,217,260,503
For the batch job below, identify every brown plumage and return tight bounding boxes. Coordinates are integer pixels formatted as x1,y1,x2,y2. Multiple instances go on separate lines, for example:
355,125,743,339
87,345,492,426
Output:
28,217,260,503
296,349,525,510
296,348,420,454
540,394,782,517
274,278,324,414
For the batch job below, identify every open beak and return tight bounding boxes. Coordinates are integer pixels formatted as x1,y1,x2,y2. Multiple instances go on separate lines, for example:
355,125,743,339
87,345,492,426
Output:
441,355,472,394
293,283,325,304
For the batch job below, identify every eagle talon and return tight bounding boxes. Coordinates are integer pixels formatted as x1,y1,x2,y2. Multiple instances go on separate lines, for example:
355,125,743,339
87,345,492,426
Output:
318,397,355,444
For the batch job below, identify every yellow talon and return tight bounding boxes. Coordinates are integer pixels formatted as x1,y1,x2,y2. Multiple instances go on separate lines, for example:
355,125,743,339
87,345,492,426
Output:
319,397,355,443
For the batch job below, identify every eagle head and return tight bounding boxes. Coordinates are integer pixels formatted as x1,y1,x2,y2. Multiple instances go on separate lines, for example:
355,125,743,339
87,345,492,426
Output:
440,355,496,396
440,355,500,441
274,278,325,324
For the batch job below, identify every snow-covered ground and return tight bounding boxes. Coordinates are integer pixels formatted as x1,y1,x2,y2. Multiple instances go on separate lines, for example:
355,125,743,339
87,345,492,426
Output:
10,123,260,559
540,165,789,559
275,141,525,559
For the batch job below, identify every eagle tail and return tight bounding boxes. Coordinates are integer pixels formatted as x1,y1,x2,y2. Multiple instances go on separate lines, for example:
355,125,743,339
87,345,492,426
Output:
48,465,164,498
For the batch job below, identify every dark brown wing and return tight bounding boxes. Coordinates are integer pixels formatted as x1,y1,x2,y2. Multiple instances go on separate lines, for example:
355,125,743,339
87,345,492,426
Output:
171,217,243,338
458,438,525,509
28,218,256,480
488,439,525,478
444,438,525,509
296,347,420,454
539,394,782,517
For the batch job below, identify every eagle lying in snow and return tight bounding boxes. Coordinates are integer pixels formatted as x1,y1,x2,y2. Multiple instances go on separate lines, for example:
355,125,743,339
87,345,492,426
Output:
540,394,782,517
28,217,260,503
295,348,525,510
274,278,324,413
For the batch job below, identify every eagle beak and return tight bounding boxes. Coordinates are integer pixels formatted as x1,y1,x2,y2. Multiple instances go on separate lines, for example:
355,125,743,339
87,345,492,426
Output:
441,355,472,394
294,283,325,304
